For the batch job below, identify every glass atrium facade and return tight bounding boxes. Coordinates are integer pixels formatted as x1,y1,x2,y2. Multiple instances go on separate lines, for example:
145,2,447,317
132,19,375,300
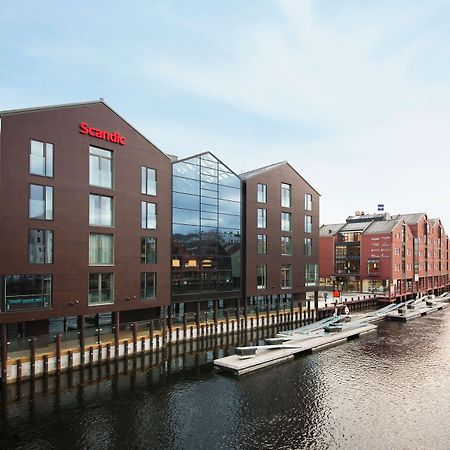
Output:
172,153,241,300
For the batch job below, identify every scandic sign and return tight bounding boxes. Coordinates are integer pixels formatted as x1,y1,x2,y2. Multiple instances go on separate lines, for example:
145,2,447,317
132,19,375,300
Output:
79,122,126,145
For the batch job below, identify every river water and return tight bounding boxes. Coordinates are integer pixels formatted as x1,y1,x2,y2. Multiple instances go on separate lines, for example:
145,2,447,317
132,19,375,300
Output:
1,309,449,450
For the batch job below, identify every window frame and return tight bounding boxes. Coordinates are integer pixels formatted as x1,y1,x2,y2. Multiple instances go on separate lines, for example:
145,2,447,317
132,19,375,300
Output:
89,194,114,227
257,183,267,203
141,201,157,229
88,272,114,306
141,236,157,263
281,183,292,208
141,166,157,196
89,233,114,266
29,184,53,221
89,145,114,189
141,272,157,300
28,229,54,264
281,212,292,232
30,139,54,178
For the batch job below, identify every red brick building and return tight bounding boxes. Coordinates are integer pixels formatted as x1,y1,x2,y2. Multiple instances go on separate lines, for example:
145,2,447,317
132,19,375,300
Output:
320,212,450,301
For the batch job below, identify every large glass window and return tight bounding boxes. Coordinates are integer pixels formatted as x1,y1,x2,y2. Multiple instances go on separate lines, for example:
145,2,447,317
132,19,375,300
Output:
29,229,53,264
305,193,312,211
141,272,156,299
281,264,292,288
281,212,292,232
172,153,241,296
89,234,113,265
281,183,291,208
257,264,267,289
257,208,267,228
29,184,53,220
304,238,312,256
257,234,267,254
257,183,267,203
141,237,157,263
30,140,53,177
141,202,157,229
305,264,319,286
281,236,292,255
89,146,113,189
88,273,113,305
4,274,52,311
89,194,113,227
141,167,157,196
305,215,312,233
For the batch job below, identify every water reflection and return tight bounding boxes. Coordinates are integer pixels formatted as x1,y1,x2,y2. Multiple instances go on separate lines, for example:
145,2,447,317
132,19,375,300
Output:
1,311,450,449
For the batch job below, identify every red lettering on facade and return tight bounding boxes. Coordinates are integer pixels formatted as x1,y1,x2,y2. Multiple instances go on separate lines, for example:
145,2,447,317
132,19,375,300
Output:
79,122,126,145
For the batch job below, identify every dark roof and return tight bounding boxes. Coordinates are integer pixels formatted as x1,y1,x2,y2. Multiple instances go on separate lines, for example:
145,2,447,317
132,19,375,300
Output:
240,161,320,196
346,213,390,223
364,219,402,234
0,99,172,161
319,223,344,236
392,213,426,224
340,221,373,232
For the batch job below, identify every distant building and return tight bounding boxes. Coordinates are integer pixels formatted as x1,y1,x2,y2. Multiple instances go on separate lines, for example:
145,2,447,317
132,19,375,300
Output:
320,212,450,300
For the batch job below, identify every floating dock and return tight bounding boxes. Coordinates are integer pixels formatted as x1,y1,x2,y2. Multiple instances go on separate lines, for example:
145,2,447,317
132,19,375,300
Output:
387,298,449,322
214,296,450,376
214,322,377,376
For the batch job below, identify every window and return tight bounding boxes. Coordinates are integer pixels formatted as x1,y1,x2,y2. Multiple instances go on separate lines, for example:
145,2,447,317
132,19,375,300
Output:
89,194,113,227
30,140,53,177
257,183,267,203
305,264,319,286
281,236,292,255
141,272,156,299
304,238,312,256
88,273,113,305
394,248,400,255
305,193,312,211
4,274,52,311
29,229,53,264
281,212,291,232
89,234,113,265
257,234,267,254
141,202,157,229
141,237,157,263
257,264,266,289
257,208,266,228
281,264,292,288
305,215,312,233
141,167,157,196
89,146,113,188
368,259,380,274
29,184,53,220
281,183,291,208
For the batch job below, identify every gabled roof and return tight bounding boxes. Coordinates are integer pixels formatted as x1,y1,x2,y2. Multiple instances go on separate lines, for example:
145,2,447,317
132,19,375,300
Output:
346,213,390,223
319,223,344,236
0,99,171,161
0,99,104,116
172,151,239,177
392,213,426,225
240,161,287,179
364,219,402,234
239,161,320,196
340,220,373,233
429,218,441,227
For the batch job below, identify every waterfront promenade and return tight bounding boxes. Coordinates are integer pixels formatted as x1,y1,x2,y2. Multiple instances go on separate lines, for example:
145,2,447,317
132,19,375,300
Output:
1,296,377,383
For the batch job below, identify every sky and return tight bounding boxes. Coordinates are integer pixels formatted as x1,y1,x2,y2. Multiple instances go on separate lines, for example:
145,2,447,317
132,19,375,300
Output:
1,0,449,229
